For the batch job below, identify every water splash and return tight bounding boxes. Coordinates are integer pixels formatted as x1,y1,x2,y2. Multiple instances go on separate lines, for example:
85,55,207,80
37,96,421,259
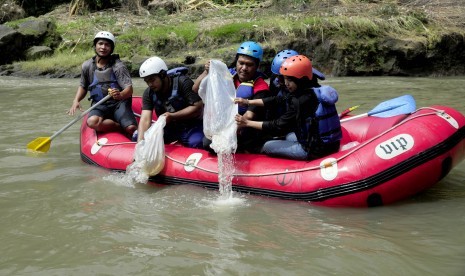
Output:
103,170,139,188
126,160,149,184
6,148,29,153
198,193,248,210
210,133,237,201
217,152,235,200
211,195,247,207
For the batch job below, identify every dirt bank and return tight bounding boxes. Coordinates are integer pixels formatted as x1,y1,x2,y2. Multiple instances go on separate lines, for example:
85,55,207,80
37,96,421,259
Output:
3,0,465,78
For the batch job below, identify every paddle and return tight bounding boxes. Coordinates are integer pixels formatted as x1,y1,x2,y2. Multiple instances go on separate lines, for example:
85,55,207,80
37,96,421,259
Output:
339,105,360,118
27,94,112,153
341,94,416,123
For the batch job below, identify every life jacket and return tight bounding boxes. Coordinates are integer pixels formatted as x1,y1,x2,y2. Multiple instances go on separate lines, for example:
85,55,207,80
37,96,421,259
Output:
229,68,266,114
313,85,342,144
88,66,120,102
312,68,326,81
152,67,189,114
297,86,342,152
271,77,291,118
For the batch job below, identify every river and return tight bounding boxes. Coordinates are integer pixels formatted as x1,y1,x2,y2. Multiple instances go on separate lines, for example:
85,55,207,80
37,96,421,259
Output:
1,76,464,275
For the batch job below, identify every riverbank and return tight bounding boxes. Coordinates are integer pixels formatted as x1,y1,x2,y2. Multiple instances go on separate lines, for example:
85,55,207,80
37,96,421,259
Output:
2,0,465,78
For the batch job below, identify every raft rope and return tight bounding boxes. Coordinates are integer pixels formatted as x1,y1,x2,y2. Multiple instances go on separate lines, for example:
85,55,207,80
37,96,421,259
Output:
164,107,445,177
97,141,135,146
95,108,445,177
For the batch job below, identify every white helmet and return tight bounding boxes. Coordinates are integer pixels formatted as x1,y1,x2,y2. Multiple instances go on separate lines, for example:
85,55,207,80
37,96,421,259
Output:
93,31,115,47
139,56,168,77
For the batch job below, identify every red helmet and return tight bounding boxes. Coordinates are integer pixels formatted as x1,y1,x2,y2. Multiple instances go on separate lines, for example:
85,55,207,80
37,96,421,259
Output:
279,55,313,80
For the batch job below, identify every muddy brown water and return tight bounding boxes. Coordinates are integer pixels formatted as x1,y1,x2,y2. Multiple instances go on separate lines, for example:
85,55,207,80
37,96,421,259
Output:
1,76,464,275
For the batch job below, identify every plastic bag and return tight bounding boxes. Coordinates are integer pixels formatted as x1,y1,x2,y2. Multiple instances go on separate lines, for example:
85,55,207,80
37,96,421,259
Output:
132,115,167,176
198,59,237,154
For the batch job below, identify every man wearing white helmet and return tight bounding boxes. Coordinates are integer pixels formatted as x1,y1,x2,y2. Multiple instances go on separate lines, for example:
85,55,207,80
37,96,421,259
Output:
67,31,137,138
137,56,204,148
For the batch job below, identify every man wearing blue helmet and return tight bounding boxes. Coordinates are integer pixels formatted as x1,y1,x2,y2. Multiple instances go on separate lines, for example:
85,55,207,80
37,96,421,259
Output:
194,40,270,153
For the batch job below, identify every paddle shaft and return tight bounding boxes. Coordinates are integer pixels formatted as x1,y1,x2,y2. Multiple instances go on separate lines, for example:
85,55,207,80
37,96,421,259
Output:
50,94,112,141
339,105,360,119
341,104,404,123
340,113,368,123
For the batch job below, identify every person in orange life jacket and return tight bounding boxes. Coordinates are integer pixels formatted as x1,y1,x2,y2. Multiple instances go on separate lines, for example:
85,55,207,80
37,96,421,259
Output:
193,41,270,153
235,55,342,160
137,56,204,148
67,31,137,138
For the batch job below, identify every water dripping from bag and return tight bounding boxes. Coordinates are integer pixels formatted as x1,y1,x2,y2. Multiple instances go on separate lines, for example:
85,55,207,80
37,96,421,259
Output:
211,134,237,201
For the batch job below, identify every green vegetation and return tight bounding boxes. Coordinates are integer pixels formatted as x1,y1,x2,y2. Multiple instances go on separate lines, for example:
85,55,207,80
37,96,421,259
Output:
8,0,465,75
19,50,90,75
4,16,36,28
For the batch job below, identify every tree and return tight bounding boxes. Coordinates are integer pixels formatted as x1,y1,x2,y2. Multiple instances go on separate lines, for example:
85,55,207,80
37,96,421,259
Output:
16,0,69,16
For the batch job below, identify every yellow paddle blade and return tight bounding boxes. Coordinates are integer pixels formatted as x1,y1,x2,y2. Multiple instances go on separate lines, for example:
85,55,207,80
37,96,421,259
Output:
27,137,52,153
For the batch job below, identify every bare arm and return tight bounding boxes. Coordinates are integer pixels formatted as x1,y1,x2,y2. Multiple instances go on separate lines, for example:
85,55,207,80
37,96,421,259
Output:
235,114,263,130
137,109,153,141
108,84,133,101
242,110,255,120
192,61,210,93
164,100,203,124
67,86,87,116
234,97,264,107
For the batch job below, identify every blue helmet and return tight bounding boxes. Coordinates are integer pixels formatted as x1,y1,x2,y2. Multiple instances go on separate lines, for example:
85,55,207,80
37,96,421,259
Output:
271,49,298,75
237,41,263,62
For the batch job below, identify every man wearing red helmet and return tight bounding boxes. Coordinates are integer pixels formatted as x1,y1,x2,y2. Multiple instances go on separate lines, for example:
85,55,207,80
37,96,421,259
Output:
67,31,137,138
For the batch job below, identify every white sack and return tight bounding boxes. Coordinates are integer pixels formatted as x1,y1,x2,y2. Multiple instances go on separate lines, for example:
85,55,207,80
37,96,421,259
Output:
198,60,237,154
131,115,167,177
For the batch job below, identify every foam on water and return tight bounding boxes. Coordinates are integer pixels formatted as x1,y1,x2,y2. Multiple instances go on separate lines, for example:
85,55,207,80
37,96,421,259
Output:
125,160,150,184
198,193,248,210
5,148,29,153
212,194,247,207
103,171,137,188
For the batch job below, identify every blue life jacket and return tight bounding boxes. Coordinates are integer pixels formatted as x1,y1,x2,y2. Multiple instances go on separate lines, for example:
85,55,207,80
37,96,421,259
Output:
312,68,326,80
236,81,254,114
297,86,342,148
312,85,342,143
152,67,189,114
229,68,266,114
88,66,120,102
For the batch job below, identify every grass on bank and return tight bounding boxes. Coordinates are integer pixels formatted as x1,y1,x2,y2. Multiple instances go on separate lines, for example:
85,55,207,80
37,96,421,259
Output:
19,50,91,76
13,0,447,75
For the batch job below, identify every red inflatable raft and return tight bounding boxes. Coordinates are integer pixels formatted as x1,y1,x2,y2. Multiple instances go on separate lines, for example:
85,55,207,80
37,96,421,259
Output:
80,96,465,207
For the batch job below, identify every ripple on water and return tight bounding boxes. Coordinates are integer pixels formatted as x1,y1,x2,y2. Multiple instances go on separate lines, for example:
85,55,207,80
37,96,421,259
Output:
103,171,137,189
198,193,249,210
